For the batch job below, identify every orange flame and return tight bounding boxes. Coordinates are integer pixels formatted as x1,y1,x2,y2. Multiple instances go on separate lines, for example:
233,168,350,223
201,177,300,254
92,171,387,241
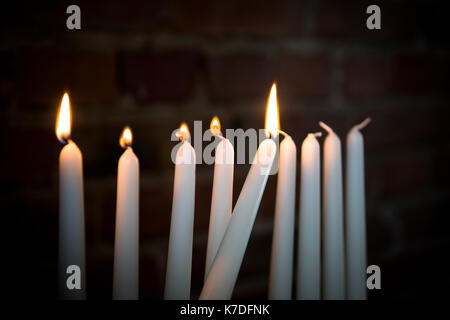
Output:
210,116,221,136
176,122,190,141
56,93,71,143
265,83,280,138
119,126,133,148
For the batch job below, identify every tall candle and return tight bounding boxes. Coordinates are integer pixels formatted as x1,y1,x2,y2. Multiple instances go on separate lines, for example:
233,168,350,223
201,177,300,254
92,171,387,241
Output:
56,93,86,300
200,139,276,300
268,85,296,299
164,123,196,300
346,118,370,300
200,84,278,300
320,121,345,300
297,132,321,300
205,117,234,280
113,127,140,300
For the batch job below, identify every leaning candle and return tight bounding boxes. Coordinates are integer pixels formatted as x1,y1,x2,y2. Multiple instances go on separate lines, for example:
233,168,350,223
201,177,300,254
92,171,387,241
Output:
346,118,371,300
113,126,139,300
200,85,278,300
297,132,321,300
205,117,234,280
269,84,296,300
164,123,196,300
320,121,345,300
56,93,86,299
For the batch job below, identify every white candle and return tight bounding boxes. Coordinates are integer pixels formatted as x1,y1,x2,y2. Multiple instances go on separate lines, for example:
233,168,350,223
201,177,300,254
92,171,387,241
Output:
345,118,370,300
205,117,234,280
200,138,276,300
165,123,196,300
268,112,297,298
113,127,140,300
56,93,86,300
320,121,345,300
200,84,279,300
297,132,321,300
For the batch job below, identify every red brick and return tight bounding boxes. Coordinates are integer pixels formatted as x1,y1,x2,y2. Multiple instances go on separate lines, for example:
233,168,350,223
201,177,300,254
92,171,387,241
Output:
398,197,450,244
366,215,393,260
19,48,117,108
0,51,16,109
233,225,272,298
123,50,199,103
341,55,393,98
140,250,165,299
276,52,332,99
393,54,449,95
361,105,447,153
207,52,272,101
0,125,58,190
367,151,435,202
80,0,165,32
172,0,305,36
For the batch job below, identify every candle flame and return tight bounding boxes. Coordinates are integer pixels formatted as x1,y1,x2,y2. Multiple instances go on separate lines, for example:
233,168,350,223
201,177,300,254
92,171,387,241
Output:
265,83,280,138
176,122,190,141
56,92,71,144
210,116,221,136
119,126,133,149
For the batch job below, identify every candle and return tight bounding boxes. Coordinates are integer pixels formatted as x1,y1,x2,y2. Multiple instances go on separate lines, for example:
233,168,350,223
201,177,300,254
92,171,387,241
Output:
205,117,234,280
56,93,86,299
320,122,345,300
199,85,278,300
268,84,296,300
113,127,140,300
297,132,322,300
164,123,196,299
345,118,371,300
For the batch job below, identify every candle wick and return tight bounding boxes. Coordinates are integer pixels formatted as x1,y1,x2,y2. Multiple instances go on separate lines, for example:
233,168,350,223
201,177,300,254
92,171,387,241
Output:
277,129,289,138
319,121,333,134
216,134,226,141
356,117,371,131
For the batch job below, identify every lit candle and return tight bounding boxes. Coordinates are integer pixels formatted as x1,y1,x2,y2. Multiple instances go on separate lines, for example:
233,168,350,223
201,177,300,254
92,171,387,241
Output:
320,121,345,300
56,93,86,299
297,132,322,300
113,126,139,300
205,117,234,280
200,86,277,300
164,123,196,299
268,84,296,300
345,118,371,300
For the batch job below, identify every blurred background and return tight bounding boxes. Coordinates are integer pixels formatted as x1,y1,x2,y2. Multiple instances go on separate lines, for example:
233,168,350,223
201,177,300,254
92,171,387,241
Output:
1,0,449,299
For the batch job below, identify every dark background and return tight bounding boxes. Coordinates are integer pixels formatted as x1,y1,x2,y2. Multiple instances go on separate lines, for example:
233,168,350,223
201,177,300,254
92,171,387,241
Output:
1,0,449,299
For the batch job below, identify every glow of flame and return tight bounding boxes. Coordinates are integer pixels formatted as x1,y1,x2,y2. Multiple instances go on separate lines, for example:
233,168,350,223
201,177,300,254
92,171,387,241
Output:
56,93,71,143
265,83,280,138
119,126,133,149
210,116,221,136
176,122,190,141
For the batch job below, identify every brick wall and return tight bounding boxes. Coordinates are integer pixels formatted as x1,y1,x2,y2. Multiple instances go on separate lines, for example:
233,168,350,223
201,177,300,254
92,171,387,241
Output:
2,0,449,299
